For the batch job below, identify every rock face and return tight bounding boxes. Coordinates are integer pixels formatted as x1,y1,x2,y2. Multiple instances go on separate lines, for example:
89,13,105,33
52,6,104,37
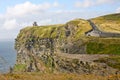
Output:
14,18,120,75
15,19,90,72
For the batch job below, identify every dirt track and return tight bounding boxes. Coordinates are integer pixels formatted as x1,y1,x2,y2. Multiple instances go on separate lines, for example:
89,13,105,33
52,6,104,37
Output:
57,53,109,62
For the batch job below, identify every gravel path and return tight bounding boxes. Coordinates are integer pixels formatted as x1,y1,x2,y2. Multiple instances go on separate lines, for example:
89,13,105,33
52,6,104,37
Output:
57,53,109,62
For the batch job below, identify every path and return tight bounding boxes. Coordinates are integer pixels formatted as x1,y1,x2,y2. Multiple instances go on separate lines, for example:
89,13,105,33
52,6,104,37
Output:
57,53,109,62
87,20,120,37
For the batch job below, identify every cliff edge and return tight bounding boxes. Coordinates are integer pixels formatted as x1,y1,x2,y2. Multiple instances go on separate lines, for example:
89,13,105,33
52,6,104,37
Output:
14,14,120,75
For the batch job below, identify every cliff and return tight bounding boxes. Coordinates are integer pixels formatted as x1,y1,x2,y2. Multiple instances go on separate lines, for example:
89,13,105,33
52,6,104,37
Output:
14,14,120,75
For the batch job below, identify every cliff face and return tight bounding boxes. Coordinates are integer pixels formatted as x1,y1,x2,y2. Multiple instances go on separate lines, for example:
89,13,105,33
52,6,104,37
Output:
14,18,120,75
14,19,91,72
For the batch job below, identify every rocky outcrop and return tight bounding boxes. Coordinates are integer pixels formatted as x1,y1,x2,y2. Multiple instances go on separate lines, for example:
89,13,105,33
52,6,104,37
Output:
14,19,120,75
14,19,89,72
54,55,118,76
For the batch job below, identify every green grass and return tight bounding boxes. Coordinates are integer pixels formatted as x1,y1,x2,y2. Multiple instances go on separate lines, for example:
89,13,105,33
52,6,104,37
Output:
67,19,81,26
94,56,120,70
14,64,26,72
87,42,120,54
17,24,65,40
91,13,120,33
86,37,120,54
70,19,92,40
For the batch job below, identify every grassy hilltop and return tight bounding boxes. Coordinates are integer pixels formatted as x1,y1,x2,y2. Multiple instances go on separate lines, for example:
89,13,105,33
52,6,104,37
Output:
91,13,120,33
17,19,92,41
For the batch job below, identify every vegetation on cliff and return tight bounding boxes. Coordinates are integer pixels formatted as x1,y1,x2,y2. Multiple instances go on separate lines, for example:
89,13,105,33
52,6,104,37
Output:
15,19,92,45
87,37,120,54
94,55,120,70
14,13,120,76
91,13,120,33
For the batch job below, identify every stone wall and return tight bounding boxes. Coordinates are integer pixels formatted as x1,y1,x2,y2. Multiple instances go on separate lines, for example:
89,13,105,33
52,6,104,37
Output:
85,20,120,37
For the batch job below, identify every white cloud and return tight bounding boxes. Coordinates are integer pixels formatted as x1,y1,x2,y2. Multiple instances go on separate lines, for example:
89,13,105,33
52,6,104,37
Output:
6,1,51,17
0,2,58,39
0,1,60,30
3,19,18,30
53,2,59,7
75,0,119,8
75,0,93,8
116,7,120,13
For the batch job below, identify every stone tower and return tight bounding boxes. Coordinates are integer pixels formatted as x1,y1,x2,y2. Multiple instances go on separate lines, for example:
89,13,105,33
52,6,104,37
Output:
33,22,38,26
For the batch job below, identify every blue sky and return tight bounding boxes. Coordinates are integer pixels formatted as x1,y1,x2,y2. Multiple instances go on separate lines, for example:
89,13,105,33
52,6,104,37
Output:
0,0,120,41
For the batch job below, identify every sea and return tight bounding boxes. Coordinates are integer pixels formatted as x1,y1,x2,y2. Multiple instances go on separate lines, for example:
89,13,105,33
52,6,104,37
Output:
0,41,16,73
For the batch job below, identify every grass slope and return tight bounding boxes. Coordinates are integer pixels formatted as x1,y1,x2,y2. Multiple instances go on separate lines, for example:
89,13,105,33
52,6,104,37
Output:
94,55,120,70
91,13,120,33
1,73,120,80
86,37,120,54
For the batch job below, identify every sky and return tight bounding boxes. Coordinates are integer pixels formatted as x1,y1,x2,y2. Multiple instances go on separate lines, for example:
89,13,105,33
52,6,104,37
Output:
0,0,120,41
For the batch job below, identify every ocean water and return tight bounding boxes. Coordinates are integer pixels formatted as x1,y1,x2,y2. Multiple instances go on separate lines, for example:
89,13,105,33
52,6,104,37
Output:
0,41,16,73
